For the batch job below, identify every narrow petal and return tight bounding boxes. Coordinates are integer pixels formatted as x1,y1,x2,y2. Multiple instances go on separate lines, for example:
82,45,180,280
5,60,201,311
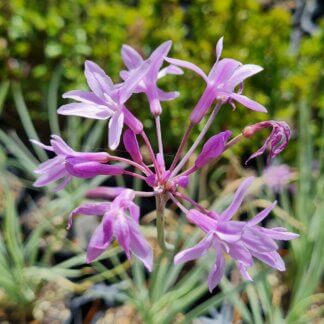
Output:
216,37,224,62
208,58,241,84
237,262,253,281
113,215,131,259
227,64,263,89
128,220,153,271
58,103,112,120
165,57,208,82
86,217,113,263
186,209,218,233
242,227,278,253
67,202,111,229
157,65,183,79
30,139,53,152
108,111,124,150
50,135,75,156
208,251,225,292
230,93,267,113
174,233,213,264
228,243,253,267
53,174,72,192
157,89,180,101
118,60,151,104
62,90,107,106
220,177,255,221
86,186,125,200
84,60,113,97
215,221,244,243
34,156,63,174
33,163,67,187
258,227,299,241
122,107,143,134
121,44,143,69
252,250,286,271
247,201,277,226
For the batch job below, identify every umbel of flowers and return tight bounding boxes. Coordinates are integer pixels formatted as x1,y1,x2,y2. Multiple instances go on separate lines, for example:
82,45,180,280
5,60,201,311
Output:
32,38,298,292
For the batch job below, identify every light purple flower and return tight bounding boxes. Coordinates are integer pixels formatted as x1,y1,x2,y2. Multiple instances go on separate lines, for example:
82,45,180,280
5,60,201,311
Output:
263,164,293,192
174,177,298,291
31,135,121,191
68,189,153,271
120,41,183,115
243,120,291,164
58,60,151,149
166,37,267,124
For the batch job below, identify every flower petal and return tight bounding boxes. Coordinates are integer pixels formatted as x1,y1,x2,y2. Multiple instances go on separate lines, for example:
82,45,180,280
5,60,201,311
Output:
216,36,224,62
220,177,254,221
227,64,263,89
157,89,180,101
174,233,213,264
208,250,225,292
247,201,277,226
216,221,244,243
108,111,124,150
157,65,183,79
165,57,208,82
237,262,253,281
208,58,241,84
113,215,131,259
121,44,143,69
242,227,278,253
50,135,75,156
84,60,113,97
30,139,53,152
252,250,286,271
128,220,153,271
186,209,218,233
62,90,107,106
123,129,143,164
86,217,113,263
258,227,299,241
230,93,267,113
58,103,113,120
228,243,253,267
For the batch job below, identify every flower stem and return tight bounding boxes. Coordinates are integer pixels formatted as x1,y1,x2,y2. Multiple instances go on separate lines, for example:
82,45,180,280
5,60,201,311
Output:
174,192,210,214
123,171,147,181
169,123,194,171
224,133,243,150
109,155,152,175
156,194,174,253
170,103,222,177
140,130,160,174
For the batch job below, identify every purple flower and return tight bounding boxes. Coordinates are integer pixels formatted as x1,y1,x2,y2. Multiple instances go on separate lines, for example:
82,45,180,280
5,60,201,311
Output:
263,164,293,192
174,177,298,291
58,60,151,149
166,37,267,124
68,189,153,270
120,41,183,115
31,135,121,191
123,129,143,164
243,120,291,164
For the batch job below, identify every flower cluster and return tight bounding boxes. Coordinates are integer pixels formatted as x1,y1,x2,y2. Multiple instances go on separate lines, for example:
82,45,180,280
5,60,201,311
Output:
32,38,298,291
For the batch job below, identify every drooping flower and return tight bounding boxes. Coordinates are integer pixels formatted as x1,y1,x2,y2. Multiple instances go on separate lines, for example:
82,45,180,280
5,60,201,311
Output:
58,60,151,149
68,189,153,271
243,120,291,164
263,164,293,192
166,37,267,124
174,177,298,291
120,41,183,115
31,135,122,191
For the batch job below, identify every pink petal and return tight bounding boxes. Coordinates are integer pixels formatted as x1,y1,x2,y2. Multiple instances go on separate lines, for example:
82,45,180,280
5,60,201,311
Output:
208,58,241,84
121,44,143,70
252,250,286,271
62,90,106,106
50,135,75,156
230,93,267,113
58,103,113,120
108,111,124,150
123,129,143,164
86,217,113,263
128,220,153,271
84,60,113,97
215,221,244,243
227,64,263,89
237,262,253,281
30,139,53,152
186,209,218,233
242,227,278,253
157,89,180,101
208,251,225,292
113,215,131,259
165,57,208,82
157,65,183,79
122,107,143,134
174,233,213,264
34,156,63,174
247,201,277,226
258,227,299,241
216,37,224,62
220,177,254,221
228,243,253,267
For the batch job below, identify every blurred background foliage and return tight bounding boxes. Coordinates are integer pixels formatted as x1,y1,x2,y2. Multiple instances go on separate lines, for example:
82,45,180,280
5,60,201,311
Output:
1,0,323,164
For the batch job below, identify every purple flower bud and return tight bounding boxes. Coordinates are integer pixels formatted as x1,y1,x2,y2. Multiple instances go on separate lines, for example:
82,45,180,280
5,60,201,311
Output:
86,186,126,200
122,107,143,134
243,121,291,164
123,129,143,164
195,130,232,168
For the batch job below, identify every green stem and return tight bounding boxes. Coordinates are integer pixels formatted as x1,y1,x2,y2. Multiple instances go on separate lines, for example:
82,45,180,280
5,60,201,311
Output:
155,194,174,253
